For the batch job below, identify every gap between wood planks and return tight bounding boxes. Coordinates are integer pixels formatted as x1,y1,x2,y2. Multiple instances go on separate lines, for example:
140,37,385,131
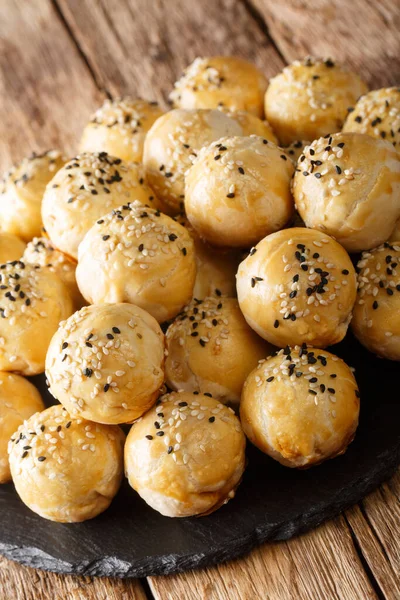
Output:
47,1,395,598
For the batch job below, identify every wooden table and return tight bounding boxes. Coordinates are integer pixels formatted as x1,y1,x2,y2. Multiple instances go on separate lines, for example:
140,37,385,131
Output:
0,1,399,598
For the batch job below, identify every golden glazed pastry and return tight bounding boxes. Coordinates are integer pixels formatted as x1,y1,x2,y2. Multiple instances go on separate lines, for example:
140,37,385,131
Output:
293,132,400,252
23,237,85,310
170,56,268,117
80,97,164,163
343,87,400,150
0,233,26,264
223,109,278,142
0,372,44,483
142,108,242,214
236,228,356,348
264,57,368,145
351,242,400,360
8,404,125,522
125,391,246,517
240,345,360,468
0,261,73,375
165,296,272,405
46,303,165,424
185,136,294,248
175,214,240,300
76,202,196,323
0,150,66,242
42,152,159,259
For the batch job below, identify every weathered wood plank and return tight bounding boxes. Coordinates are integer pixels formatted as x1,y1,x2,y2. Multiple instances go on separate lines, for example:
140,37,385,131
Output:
345,470,400,600
0,555,148,600
0,0,103,170
55,0,285,104
250,0,400,87
149,514,378,600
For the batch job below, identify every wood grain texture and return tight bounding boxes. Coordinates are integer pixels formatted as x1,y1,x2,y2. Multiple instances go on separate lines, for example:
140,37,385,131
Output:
250,0,400,87
55,0,285,104
0,0,102,170
0,555,147,600
149,514,378,600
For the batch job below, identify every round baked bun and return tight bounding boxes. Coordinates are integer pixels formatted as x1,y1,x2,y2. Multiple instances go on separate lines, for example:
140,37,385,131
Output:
293,132,400,252
351,242,400,360
23,237,85,310
176,214,240,300
80,97,164,163
0,261,73,375
76,201,196,322
42,152,159,259
343,87,400,149
170,56,267,117
185,136,294,248
165,296,273,405
223,109,278,142
241,345,360,468
0,233,26,264
142,108,242,215
264,57,368,145
8,404,125,522
46,303,165,424
125,391,246,517
236,228,356,348
0,373,44,483
0,150,66,242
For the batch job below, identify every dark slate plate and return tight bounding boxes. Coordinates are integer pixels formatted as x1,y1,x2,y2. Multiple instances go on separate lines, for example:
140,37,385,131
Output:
0,333,399,578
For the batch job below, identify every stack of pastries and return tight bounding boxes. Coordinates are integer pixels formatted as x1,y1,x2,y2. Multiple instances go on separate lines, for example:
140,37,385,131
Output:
1,55,399,523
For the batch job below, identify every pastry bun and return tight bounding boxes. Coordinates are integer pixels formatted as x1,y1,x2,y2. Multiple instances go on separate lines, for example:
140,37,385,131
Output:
241,345,360,468
0,150,66,242
125,391,246,517
236,228,356,348
165,296,273,405
293,132,400,252
264,57,368,145
46,303,165,424
0,372,44,483
0,261,73,375
185,136,294,248
351,242,400,360
80,97,164,163
170,56,267,117
76,201,196,322
8,404,125,522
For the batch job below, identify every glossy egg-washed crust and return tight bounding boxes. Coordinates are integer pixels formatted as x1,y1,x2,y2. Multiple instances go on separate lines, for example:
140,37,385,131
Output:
42,152,160,259
0,372,44,483
236,228,356,348
80,97,164,163
264,57,368,145
185,135,294,248
0,261,73,375
165,296,273,405
241,345,360,468
343,87,400,150
125,391,246,517
170,56,268,117
76,201,196,323
0,150,66,242
46,303,165,424
23,236,85,310
8,404,125,522
352,241,400,360
293,132,400,252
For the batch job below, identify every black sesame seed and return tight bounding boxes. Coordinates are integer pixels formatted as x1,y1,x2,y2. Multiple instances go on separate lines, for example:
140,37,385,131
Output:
274,320,279,328
267,376,274,382
156,431,164,437
167,446,173,454
209,416,215,423
66,422,71,429
112,327,121,334
38,456,46,462
146,435,153,440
